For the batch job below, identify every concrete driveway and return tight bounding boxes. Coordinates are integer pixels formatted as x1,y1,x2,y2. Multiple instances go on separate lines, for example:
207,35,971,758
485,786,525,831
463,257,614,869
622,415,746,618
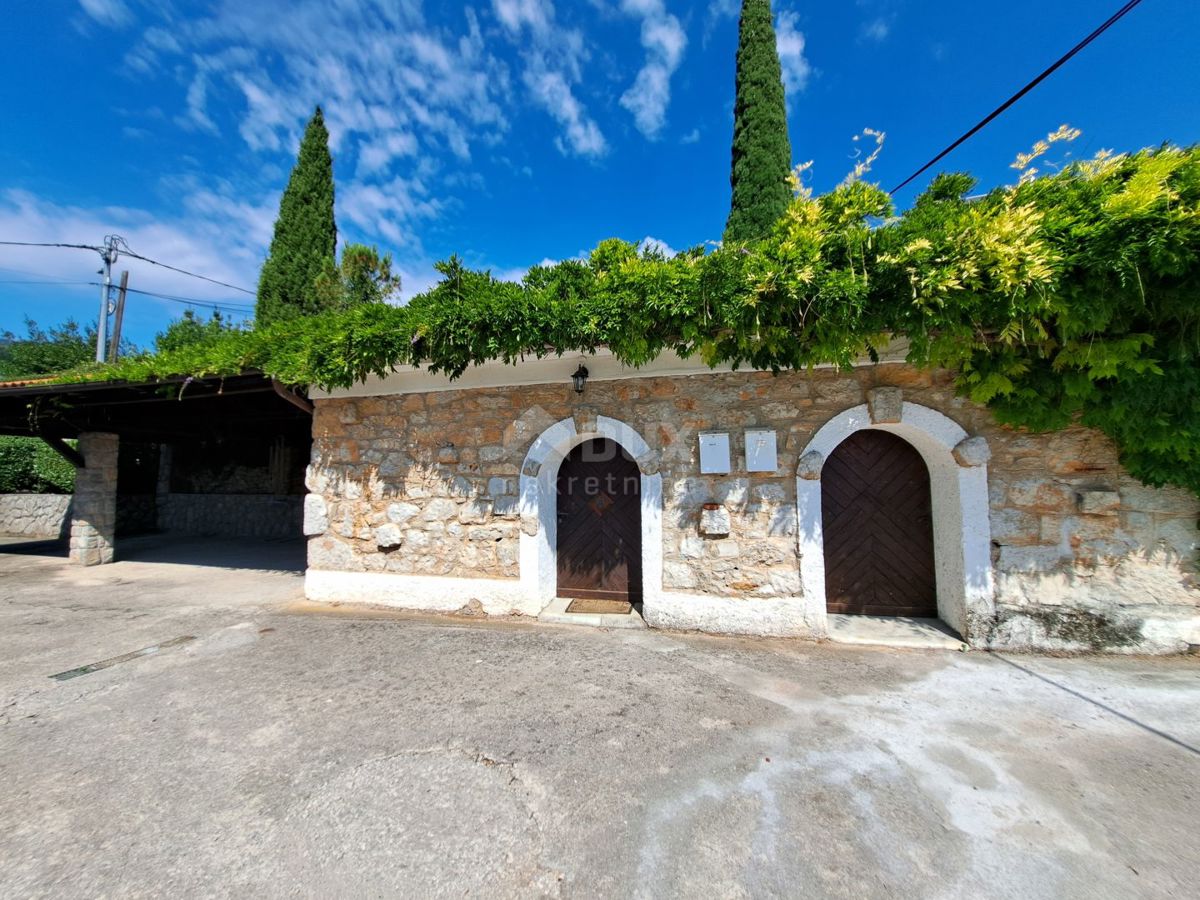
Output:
1,537,1197,898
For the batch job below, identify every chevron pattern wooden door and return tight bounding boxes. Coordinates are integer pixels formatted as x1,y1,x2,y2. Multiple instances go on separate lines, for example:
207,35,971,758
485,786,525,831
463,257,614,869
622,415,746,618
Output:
556,439,643,602
821,430,937,617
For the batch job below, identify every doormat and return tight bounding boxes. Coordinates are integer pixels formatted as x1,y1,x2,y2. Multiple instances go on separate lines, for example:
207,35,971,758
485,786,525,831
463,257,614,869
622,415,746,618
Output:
566,598,633,615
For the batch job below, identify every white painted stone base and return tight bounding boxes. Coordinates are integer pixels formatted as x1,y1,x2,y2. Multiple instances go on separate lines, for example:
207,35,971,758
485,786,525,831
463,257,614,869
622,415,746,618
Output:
1142,615,1200,651
644,592,825,638
304,570,540,617
990,564,1200,654
990,606,1200,655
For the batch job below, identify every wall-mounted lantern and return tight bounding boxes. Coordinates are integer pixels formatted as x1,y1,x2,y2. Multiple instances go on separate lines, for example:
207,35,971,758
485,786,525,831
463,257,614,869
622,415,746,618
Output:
571,364,589,394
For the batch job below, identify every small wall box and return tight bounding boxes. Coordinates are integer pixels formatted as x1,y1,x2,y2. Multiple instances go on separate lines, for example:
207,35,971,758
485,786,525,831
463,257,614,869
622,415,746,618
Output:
699,432,732,475
745,429,778,473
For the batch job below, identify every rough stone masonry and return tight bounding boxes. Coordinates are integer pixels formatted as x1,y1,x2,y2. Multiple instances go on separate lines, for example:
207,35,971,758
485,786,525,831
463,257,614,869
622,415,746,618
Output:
0,494,71,538
305,363,1200,653
69,432,118,567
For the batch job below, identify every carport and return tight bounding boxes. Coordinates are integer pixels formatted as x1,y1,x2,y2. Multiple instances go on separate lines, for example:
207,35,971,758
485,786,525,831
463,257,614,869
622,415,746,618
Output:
0,374,313,567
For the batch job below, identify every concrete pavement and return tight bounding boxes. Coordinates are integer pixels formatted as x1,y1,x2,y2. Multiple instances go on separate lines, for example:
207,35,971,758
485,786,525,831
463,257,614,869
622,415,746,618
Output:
1,537,1197,898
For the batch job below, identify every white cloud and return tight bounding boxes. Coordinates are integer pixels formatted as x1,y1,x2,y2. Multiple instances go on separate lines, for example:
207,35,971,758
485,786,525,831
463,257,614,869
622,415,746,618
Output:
493,0,553,34
230,73,305,152
180,72,219,135
356,132,420,178
125,27,179,73
618,0,687,139
775,11,812,98
491,0,607,157
702,0,740,42
492,265,531,284
340,178,441,249
129,3,509,167
106,0,525,292
395,265,441,301
681,128,701,145
861,17,891,42
639,235,677,257
0,188,271,317
78,0,132,28
525,66,607,158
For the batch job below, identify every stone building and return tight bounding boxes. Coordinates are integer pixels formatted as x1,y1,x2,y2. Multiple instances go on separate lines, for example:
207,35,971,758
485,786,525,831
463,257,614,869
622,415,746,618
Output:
303,350,1200,654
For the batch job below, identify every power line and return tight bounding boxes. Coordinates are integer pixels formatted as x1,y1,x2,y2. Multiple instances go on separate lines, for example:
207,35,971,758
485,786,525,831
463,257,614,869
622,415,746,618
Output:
0,238,257,296
0,280,94,286
112,285,254,313
82,282,253,314
890,0,1147,196
119,247,256,295
0,240,102,251
0,276,254,314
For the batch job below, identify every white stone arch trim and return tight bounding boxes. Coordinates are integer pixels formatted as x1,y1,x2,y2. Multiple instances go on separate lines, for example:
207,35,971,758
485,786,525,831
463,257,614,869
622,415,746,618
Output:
796,402,995,637
519,416,663,609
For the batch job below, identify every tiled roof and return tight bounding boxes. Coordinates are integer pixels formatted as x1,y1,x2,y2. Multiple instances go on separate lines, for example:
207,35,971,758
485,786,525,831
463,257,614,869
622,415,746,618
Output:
0,376,58,390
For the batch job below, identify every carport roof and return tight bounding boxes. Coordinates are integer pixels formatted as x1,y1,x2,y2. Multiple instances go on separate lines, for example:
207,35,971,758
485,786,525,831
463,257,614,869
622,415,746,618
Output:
0,372,312,442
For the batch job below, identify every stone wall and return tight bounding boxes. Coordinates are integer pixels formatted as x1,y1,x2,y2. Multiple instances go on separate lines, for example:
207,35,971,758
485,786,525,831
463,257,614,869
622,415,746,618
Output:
306,364,1200,652
158,494,302,539
987,440,1200,653
0,494,71,538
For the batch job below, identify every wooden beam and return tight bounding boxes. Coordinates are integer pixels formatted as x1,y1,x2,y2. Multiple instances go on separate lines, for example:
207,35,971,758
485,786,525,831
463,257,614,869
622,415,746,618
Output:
41,435,86,469
272,380,314,415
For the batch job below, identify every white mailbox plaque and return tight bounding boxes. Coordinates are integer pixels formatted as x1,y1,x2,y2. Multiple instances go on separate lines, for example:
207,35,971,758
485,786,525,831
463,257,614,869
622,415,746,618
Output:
745,429,778,473
699,432,732,475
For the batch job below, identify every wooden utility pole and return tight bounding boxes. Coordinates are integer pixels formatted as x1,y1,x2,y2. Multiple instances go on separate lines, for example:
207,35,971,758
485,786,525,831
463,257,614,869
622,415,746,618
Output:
108,270,129,361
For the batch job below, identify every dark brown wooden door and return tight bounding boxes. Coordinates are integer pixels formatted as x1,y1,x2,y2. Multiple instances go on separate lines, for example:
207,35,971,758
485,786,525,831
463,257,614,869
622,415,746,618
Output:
557,439,643,602
821,430,937,617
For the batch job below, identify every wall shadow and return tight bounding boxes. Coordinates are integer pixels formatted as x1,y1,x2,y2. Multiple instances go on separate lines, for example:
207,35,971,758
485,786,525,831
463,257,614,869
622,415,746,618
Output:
115,534,307,573
0,537,69,559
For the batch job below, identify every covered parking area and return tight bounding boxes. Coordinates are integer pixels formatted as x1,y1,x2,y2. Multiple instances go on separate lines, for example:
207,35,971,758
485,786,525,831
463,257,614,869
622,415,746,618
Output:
0,374,313,569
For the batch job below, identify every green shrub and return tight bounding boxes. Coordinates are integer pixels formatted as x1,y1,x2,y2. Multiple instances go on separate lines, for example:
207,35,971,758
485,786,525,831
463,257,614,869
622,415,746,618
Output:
0,437,76,494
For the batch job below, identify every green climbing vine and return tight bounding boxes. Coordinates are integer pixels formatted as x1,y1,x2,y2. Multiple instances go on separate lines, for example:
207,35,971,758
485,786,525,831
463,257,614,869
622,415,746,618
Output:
57,139,1200,495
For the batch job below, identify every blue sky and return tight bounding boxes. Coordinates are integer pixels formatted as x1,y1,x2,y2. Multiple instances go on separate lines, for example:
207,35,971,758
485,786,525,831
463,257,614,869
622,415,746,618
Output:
1,0,1197,348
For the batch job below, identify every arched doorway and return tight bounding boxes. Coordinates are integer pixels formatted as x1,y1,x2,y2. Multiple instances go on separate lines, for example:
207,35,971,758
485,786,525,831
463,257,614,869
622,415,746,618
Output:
821,430,937,617
556,438,643,603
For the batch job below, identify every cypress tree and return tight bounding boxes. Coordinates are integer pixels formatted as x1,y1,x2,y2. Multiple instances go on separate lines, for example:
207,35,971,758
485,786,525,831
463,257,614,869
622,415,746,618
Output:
256,106,337,326
724,0,793,244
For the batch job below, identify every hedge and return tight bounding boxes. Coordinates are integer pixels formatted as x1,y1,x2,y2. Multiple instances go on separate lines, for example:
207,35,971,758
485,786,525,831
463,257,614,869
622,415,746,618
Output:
0,437,76,494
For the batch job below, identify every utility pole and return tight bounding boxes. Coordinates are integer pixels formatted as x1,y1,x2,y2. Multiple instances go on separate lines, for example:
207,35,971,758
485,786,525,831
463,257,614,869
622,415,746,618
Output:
94,235,121,363
108,270,129,361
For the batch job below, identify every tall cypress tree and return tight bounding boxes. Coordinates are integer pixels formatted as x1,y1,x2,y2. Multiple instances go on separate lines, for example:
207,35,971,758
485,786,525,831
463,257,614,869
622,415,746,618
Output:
256,106,337,326
724,0,793,244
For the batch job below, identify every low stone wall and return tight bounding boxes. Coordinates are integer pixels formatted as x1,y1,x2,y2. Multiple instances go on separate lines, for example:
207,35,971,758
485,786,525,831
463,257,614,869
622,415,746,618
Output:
158,494,302,539
0,494,71,538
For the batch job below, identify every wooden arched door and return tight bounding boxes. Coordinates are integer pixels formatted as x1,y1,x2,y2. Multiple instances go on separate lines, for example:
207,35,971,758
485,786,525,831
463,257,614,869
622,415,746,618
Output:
821,430,937,617
556,438,643,602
